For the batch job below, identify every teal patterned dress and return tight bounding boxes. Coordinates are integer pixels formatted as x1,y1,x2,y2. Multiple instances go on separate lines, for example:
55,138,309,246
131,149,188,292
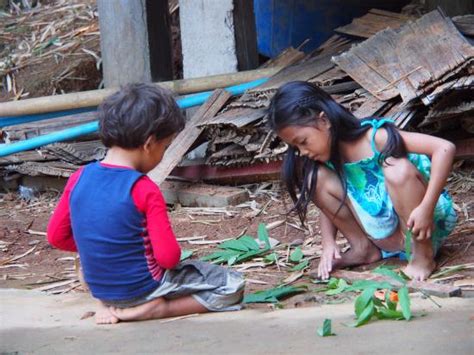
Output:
342,119,457,257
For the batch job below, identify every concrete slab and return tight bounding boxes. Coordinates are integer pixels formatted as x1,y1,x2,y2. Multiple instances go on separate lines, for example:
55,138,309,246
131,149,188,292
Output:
1,289,473,354
160,181,249,207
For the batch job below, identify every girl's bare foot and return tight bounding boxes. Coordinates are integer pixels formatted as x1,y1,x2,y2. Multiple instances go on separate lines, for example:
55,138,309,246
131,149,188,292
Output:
110,297,168,322
95,303,119,325
403,239,436,281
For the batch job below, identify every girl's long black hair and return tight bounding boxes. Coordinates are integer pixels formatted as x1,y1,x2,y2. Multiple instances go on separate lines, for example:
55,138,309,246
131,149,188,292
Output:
268,81,407,225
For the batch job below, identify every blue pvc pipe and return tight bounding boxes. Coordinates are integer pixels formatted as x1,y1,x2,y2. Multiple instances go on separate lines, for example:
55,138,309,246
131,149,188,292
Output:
0,107,97,128
0,78,268,158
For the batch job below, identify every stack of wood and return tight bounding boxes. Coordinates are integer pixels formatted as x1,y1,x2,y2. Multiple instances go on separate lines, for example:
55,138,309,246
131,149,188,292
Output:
199,9,473,168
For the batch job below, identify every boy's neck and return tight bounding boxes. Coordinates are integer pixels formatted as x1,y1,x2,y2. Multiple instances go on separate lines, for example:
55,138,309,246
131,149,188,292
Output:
101,147,143,171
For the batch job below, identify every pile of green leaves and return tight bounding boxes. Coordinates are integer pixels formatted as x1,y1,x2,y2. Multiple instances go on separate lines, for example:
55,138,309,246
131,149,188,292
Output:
201,223,272,266
350,267,411,327
316,266,412,327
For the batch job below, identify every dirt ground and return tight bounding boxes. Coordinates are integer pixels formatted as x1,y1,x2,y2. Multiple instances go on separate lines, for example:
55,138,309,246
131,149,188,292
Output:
0,167,473,309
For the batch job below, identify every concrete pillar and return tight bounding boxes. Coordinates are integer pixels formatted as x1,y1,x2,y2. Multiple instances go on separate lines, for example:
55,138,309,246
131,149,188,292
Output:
179,0,239,79
97,0,173,88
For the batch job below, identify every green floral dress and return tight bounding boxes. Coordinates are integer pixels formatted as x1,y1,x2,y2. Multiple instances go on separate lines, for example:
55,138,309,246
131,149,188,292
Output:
342,119,457,257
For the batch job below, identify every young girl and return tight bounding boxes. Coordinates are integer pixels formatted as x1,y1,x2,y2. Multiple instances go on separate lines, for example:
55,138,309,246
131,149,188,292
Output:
268,81,457,281
48,83,245,324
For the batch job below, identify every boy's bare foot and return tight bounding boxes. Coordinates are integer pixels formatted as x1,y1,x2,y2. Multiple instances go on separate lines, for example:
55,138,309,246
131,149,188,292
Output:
95,303,119,325
403,239,436,281
110,297,168,322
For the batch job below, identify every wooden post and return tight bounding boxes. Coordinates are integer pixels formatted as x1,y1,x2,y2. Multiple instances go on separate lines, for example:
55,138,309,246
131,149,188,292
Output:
97,0,173,87
233,0,259,71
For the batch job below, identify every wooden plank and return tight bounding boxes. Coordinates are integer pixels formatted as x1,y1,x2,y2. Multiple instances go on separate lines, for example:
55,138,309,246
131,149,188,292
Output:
330,270,462,298
148,90,231,185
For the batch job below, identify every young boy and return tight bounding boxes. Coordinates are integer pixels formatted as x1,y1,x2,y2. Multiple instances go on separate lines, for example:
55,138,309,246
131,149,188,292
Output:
47,83,245,324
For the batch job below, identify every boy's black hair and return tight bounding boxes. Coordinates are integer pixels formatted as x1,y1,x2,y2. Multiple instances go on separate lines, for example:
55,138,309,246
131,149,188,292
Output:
268,81,407,224
98,83,185,148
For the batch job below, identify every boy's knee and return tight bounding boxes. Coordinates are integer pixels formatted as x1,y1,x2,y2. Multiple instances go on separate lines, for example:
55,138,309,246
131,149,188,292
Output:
383,158,418,187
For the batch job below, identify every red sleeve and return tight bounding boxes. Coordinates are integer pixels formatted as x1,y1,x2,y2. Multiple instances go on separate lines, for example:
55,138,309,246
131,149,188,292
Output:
47,168,83,252
132,176,181,269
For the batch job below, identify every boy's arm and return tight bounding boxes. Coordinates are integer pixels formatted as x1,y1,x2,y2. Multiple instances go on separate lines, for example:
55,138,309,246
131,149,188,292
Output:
47,170,82,252
132,177,181,269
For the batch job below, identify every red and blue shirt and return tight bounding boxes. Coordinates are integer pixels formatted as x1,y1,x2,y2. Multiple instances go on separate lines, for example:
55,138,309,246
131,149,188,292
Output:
47,162,181,302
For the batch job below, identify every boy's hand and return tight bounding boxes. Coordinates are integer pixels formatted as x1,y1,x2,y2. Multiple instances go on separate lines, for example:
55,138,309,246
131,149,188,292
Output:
407,204,434,241
317,243,341,280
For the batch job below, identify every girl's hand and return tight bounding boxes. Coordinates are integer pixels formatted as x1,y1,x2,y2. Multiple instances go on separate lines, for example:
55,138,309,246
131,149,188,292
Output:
317,243,341,280
407,204,434,241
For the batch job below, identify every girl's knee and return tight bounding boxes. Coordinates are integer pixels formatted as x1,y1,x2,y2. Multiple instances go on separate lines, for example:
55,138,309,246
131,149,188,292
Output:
314,165,344,204
383,158,420,187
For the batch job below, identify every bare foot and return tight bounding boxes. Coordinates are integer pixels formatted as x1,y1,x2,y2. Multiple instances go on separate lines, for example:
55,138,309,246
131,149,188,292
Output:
312,239,381,279
110,297,168,322
95,303,119,325
335,239,381,269
403,239,436,281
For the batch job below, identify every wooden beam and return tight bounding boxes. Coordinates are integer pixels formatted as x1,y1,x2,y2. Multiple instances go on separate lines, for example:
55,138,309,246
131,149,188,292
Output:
0,67,280,117
148,90,231,185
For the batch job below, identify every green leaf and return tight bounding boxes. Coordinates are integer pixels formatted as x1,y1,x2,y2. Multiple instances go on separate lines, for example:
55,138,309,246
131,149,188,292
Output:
243,285,307,304
354,300,375,327
317,319,335,337
180,250,193,261
228,255,238,266
257,223,271,250
290,247,304,263
239,235,260,251
200,249,240,263
219,239,250,252
236,249,266,263
327,277,340,289
326,279,349,295
355,287,376,318
375,307,404,320
264,253,278,264
405,229,412,261
291,259,309,271
398,287,411,320
372,266,406,285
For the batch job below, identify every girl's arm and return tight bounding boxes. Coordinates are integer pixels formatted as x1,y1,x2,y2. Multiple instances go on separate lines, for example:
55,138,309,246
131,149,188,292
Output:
398,131,456,212
376,128,455,238
318,211,341,279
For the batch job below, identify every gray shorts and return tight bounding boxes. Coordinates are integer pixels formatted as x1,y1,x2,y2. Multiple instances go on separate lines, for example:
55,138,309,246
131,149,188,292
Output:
104,260,245,311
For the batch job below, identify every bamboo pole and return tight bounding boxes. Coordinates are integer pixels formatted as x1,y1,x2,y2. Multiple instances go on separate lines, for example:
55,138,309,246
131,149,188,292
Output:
0,67,281,117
